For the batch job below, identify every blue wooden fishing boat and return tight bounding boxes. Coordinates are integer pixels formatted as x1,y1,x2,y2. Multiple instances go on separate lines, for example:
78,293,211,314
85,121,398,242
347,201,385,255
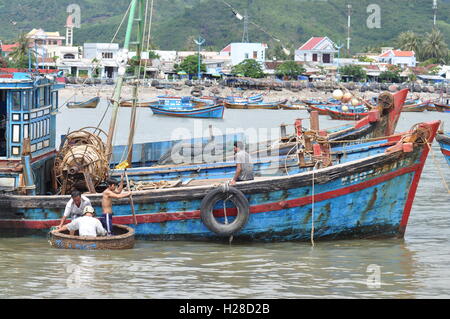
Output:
0,1,435,244
0,70,63,194
149,103,225,118
436,132,450,167
0,121,440,241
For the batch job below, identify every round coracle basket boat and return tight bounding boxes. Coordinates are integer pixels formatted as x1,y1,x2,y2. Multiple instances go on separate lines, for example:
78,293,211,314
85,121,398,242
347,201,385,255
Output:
49,224,135,250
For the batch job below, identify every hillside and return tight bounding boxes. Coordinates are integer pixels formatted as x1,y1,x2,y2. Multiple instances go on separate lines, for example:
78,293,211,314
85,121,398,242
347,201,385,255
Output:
0,0,449,54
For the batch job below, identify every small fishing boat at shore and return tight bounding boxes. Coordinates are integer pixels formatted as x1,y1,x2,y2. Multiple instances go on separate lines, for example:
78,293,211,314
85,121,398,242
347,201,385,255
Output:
326,108,368,121
149,103,225,118
120,101,155,107
49,224,135,250
401,101,429,113
67,97,100,109
224,99,287,110
434,103,450,113
436,132,450,167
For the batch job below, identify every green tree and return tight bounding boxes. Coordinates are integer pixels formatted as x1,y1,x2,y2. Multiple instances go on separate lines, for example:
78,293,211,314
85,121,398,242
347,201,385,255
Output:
379,65,402,83
9,33,34,68
175,55,206,75
232,59,265,78
338,65,367,81
397,31,422,56
422,28,449,62
276,61,305,79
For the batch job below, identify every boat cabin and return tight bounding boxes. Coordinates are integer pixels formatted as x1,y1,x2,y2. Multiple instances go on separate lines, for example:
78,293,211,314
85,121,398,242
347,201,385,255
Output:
0,71,62,194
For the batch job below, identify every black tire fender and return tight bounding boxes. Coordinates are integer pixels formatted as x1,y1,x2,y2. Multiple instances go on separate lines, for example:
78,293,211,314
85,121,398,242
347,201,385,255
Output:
200,186,249,236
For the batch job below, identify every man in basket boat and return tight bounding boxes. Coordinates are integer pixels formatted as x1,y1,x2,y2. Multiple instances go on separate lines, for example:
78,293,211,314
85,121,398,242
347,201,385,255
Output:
101,179,132,236
57,206,107,237
57,190,92,234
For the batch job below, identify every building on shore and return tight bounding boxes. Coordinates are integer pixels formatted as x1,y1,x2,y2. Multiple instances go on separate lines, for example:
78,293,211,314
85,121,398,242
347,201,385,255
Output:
295,37,338,65
220,43,267,67
377,49,416,68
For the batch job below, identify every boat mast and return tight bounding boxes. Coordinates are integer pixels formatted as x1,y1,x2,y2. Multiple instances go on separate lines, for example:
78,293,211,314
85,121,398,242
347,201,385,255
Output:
126,0,145,166
105,0,142,162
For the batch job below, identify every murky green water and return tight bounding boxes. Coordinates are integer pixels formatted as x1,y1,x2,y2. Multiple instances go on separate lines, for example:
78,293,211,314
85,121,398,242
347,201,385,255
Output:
0,96,449,298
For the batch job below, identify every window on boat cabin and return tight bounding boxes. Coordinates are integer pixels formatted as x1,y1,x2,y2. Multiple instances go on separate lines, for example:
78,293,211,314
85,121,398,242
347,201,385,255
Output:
45,87,50,106
12,92,21,111
52,91,58,109
0,91,6,157
39,87,45,107
22,91,30,111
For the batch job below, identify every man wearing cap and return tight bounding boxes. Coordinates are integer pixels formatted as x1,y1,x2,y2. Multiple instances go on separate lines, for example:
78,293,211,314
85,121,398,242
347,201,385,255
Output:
58,206,107,237
57,190,92,230
230,141,254,186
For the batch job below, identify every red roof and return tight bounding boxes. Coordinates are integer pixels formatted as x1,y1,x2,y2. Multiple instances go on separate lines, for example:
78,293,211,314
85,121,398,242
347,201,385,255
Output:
1,43,19,52
221,44,231,53
298,37,326,51
380,50,415,58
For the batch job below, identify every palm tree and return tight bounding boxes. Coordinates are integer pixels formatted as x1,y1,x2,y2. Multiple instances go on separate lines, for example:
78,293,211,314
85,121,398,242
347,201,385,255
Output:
422,28,448,62
9,33,34,68
397,31,422,56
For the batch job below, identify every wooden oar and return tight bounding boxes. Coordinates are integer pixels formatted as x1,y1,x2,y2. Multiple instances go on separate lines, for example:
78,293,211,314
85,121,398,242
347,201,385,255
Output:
116,161,138,226
124,169,138,226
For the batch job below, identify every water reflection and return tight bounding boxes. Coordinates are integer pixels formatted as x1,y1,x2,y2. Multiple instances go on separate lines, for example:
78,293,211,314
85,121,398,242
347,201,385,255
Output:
0,238,428,299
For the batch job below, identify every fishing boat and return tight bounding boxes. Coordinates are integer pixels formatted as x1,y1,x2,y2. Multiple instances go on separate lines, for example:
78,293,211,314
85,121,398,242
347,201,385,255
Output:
120,100,155,108
149,103,225,119
434,103,450,113
0,1,431,243
401,101,429,112
436,132,450,167
67,97,100,109
278,103,305,110
326,108,368,121
224,99,287,110
0,121,440,241
49,224,135,250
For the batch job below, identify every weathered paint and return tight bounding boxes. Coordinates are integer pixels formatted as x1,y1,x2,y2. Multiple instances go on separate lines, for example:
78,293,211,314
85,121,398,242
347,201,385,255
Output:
0,121,439,242
149,104,224,118
436,133,450,167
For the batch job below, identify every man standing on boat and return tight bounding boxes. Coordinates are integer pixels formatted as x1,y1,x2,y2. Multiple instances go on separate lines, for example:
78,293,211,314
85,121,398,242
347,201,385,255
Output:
101,178,131,236
57,190,92,230
58,206,107,237
230,141,254,186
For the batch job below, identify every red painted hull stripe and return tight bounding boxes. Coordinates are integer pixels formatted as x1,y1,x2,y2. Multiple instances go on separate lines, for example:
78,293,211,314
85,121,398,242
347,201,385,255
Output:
441,149,450,156
0,162,421,229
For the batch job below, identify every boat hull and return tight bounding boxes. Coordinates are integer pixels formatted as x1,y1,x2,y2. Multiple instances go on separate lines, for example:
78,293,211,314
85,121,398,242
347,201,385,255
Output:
327,108,368,121
434,103,450,113
436,133,450,167
402,102,428,112
66,97,100,109
149,105,224,118
0,122,438,242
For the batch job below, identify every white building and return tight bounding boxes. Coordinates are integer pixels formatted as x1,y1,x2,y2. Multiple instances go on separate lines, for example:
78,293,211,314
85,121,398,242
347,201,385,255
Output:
219,43,267,66
377,49,416,68
295,37,338,64
83,43,120,78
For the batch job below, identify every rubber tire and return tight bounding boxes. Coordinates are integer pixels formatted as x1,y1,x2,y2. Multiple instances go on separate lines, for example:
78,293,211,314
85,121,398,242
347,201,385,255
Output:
200,187,249,237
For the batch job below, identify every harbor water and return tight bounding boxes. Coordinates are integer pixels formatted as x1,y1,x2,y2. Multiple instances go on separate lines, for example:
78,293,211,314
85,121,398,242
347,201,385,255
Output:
0,95,449,299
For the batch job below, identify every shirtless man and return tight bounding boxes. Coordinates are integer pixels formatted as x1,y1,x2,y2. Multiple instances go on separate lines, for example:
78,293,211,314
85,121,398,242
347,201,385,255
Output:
101,178,131,235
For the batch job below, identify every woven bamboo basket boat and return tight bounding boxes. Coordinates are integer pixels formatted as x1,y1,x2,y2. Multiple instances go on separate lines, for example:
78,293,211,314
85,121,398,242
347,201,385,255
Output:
49,224,135,250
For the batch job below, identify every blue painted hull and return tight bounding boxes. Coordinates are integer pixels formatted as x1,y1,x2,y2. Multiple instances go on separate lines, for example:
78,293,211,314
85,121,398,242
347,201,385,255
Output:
436,133,450,167
0,121,439,242
149,104,224,118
